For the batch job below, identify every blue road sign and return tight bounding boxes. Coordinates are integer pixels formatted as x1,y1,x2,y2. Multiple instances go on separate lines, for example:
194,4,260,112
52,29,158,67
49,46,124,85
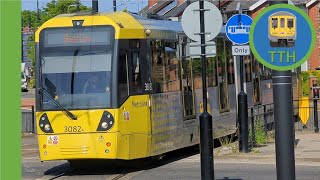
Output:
226,14,253,45
249,4,316,71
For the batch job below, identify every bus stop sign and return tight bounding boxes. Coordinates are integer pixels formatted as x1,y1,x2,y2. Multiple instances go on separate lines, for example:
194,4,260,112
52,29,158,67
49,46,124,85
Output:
249,4,316,71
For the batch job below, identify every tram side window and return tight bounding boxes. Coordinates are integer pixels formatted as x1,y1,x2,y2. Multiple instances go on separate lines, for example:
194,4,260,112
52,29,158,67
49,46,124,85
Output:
217,59,229,112
244,55,252,82
207,58,217,87
216,38,229,112
118,51,129,105
165,41,180,92
193,57,217,88
225,40,234,85
151,40,165,93
192,58,202,89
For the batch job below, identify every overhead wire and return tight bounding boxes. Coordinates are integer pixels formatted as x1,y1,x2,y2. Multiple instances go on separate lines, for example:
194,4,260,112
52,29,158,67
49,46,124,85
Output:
99,0,147,13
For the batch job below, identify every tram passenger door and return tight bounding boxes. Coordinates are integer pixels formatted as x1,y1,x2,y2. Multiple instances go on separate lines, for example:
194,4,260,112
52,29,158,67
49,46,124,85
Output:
180,37,195,119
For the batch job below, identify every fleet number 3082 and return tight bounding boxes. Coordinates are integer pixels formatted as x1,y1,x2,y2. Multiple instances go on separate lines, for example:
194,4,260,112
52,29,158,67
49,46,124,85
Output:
64,126,83,132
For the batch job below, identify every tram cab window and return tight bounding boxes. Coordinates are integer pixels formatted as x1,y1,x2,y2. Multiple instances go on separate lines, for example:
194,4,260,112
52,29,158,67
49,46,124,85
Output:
130,52,142,93
118,51,129,105
288,19,294,28
280,18,285,28
272,18,278,28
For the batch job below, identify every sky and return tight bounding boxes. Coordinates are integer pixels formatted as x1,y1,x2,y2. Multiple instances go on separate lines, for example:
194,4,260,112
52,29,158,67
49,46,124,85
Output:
22,0,148,13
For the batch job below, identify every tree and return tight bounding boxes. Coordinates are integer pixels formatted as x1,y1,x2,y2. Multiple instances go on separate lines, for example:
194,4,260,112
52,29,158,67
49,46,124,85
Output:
21,0,90,84
21,10,39,28
41,0,91,24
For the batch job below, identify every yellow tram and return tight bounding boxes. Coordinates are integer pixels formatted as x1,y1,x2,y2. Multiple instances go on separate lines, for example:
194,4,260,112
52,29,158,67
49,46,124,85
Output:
35,11,280,164
268,11,296,47
35,11,203,162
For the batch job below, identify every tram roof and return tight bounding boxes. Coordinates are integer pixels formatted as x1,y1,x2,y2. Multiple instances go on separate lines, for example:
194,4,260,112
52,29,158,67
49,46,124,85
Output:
40,12,226,40
129,13,183,33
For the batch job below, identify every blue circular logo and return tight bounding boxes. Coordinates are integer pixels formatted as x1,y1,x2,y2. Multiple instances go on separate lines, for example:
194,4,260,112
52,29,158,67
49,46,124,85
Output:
249,4,316,71
225,14,253,45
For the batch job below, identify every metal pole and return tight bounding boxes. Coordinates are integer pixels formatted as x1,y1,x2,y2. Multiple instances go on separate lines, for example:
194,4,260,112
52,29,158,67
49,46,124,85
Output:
36,0,40,26
31,106,35,133
113,0,117,12
314,99,319,133
187,0,191,6
269,1,295,179
199,1,214,179
272,70,295,180
92,0,98,13
238,39,249,152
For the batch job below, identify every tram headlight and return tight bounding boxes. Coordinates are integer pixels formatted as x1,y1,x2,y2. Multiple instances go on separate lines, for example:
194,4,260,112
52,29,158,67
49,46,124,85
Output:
39,113,54,133
44,124,51,131
101,122,108,129
96,111,114,131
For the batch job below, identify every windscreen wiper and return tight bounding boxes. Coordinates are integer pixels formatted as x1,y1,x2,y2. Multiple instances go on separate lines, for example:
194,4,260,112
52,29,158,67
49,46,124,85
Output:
39,87,78,120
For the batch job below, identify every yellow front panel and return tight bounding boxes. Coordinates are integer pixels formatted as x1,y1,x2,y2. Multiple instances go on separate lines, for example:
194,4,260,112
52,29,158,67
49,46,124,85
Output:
117,95,151,135
38,133,120,160
36,109,117,134
117,95,152,158
36,95,152,160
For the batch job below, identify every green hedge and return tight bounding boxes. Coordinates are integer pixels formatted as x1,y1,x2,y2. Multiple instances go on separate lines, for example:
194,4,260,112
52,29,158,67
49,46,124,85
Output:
300,70,320,96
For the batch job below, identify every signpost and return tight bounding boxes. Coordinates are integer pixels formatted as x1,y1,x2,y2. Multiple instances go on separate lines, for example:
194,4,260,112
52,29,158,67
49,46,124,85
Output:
181,1,222,179
312,86,320,133
249,2,316,179
226,10,253,153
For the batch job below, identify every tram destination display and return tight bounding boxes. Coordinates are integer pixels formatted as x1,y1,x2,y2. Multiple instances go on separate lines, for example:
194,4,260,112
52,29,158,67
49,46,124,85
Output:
41,26,113,47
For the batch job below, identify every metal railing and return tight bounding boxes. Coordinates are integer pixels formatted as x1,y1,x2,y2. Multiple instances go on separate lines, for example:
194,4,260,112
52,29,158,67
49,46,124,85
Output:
248,103,274,146
21,105,36,133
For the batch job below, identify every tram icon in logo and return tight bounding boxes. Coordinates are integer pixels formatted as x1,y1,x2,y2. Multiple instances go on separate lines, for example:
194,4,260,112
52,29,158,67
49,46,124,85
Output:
227,22,250,35
268,11,297,47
